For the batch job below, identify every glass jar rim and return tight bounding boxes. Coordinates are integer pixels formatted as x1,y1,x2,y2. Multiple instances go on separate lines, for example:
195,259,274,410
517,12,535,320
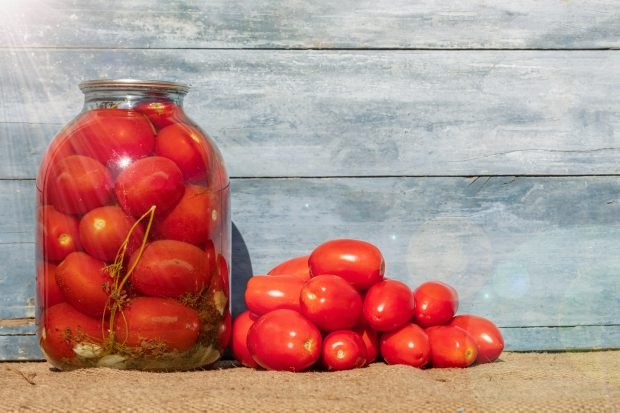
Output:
79,79,190,94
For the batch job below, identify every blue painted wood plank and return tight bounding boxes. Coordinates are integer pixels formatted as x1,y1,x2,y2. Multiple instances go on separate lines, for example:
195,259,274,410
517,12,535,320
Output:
1,1,619,49
1,50,620,178
1,177,619,329
2,325,619,360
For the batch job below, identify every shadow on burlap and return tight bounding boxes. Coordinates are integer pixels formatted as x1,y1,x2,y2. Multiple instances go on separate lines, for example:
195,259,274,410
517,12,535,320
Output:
1,351,619,412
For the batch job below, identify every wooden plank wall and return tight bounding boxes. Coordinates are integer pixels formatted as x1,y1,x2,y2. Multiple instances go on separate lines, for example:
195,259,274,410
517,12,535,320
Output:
1,1,619,359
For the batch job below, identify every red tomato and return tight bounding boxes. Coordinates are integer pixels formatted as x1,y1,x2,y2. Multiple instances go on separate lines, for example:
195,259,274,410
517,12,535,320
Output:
154,184,219,246
115,156,185,218
36,262,65,309
299,274,362,331
46,155,113,215
450,315,504,364
380,323,430,368
309,239,385,290
129,240,212,298
155,123,213,182
217,309,232,352
79,206,145,262
231,310,259,368
321,330,367,371
352,324,380,364
426,325,478,368
36,130,77,194
267,255,311,281
38,205,81,262
244,275,304,315
68,109,155,168
214,254,230,297
362,279,415,332
135,101,186,130
55,252,112,317
247,309,322,372
40,302,104,361
413,281,459,328
114,297,200,352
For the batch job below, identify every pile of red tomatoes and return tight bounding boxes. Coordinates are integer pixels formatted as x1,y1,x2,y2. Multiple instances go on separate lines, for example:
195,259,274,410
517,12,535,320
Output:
36,101,230,370
232,239,504,372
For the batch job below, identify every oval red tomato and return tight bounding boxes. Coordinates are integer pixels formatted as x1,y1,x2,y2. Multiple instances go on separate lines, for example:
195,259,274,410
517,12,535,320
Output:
321,330,367,371
362,279,415,332
68,109,155,168
135,101,186,130
299,274,362,331
40,302,104,362
36,262,65,309
267,255,311,281
154,184,219,246
115,156,185,218
129,240,212,298
426,325,478,368
217,309,232,352
450,314,504,364
380,323,430,368
413,281,459,328
155,123,213,182
46,155,113,215
38,205,81,262
352,324,380,365
309,239,385,290
79,206,145,262
231,310,259,368
244,275,304,315
114,297,200,352
247,309,322,372
55,252,112,317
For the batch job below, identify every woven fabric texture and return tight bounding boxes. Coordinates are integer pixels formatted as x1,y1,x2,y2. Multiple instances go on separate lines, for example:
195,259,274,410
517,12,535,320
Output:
1,351,619,412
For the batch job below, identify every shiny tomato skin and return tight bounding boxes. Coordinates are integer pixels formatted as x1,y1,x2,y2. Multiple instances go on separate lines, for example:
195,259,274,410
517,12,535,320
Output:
135,101,186,130
115,156,185,218
114,297,200,352
154,184,219,246
450,315,504,364
309,239,385,290
380,323,430,368
155,123,213,182
267,255,311,281
36,262,65,309
413,281,459,328
244,275,304,315
129,240,212,298
231,310,259,368
299,274,363,332
36,130,77,194
321,330,367,371
55,252,112,318
79,206,144,262
217,309,232,352
38,205,81,262
247,309,322,372
363,279,415,332
426,325,478,368
68,109,155,167
352,324,380,364
40,302,104,361
46,155,113,215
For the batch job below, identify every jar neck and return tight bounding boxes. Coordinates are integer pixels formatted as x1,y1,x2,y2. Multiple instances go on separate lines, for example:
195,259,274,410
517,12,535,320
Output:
82,89,186,111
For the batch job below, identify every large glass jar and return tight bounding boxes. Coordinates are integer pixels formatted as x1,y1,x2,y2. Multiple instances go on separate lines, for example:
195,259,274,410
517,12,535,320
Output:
35,80,231,371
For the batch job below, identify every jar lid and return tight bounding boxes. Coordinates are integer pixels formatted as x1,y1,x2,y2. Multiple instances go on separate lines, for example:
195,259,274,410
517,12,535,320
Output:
79,79,190,94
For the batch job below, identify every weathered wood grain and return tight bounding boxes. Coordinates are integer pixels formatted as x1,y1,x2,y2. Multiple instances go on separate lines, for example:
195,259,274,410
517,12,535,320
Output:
2,325,620,361
1,1,619,49
1,50,620,178
2,177,619,329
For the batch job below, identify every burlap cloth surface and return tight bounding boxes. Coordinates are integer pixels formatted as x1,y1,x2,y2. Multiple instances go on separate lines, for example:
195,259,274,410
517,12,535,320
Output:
1,351,618,412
